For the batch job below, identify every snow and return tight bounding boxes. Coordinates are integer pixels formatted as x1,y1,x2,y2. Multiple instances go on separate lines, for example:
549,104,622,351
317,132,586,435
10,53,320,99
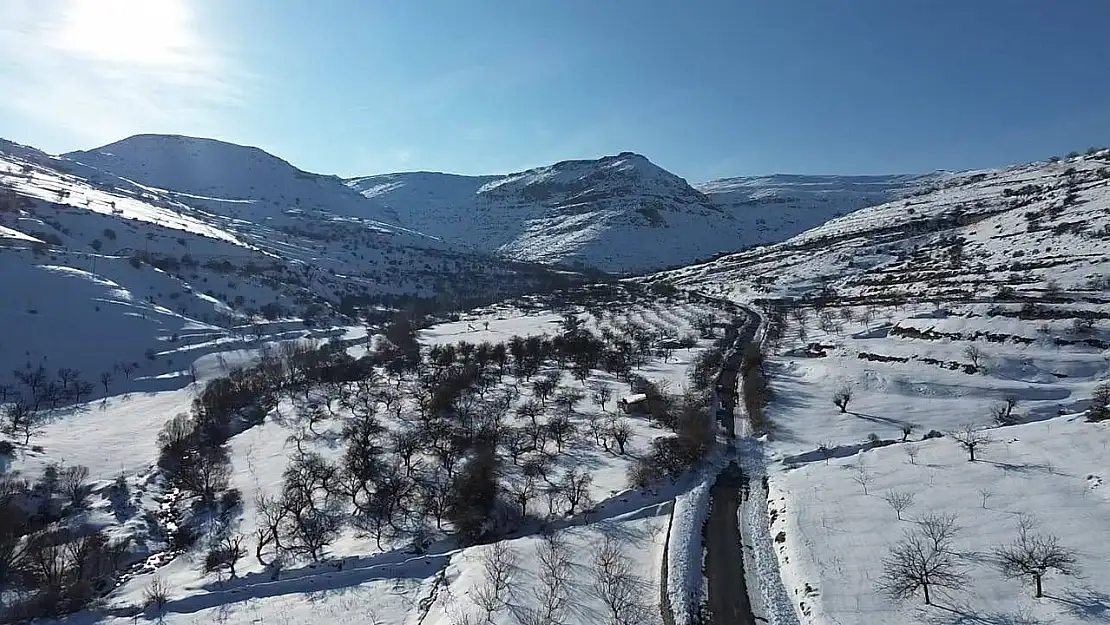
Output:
3,292,731,624
770,415,1109,625
641,151,1110,623
666,445,727,624
348,152,741,273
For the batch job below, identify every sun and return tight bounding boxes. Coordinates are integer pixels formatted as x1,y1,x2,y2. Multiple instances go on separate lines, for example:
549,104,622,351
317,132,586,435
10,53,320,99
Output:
49,0,202,68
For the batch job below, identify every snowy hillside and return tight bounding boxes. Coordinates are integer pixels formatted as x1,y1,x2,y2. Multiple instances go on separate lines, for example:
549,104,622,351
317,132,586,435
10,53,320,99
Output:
349,153,741,273
647,149,1110,624
0,137,580,396
64,135,388,224
655,151,1110,302
695,173,939,249
0,277,749,624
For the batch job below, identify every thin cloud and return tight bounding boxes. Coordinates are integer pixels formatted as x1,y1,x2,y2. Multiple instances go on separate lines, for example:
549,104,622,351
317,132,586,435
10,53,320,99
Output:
0,0,249,147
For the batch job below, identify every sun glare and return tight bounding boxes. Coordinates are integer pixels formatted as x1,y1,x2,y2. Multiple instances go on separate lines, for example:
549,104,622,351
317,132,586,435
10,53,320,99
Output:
49,0,201,68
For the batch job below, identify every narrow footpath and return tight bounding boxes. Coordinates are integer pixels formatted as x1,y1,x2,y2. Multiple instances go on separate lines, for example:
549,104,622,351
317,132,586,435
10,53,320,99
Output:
705,462,757,625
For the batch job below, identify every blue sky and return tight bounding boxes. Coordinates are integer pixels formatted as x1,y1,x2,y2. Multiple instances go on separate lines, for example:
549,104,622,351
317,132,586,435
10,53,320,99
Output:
2,1,1109,181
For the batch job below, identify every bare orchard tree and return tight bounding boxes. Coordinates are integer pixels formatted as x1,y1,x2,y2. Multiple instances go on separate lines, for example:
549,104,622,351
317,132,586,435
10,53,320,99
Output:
558,469,594,515
590,382,613,412
904,443,920,465
978,487,994,509
3,400,40,445
877,513,966,605
505,474,537,518
99,371,113,396
591,534,652,625
606,417,633,455
833,385,852,413
585,412,606,447
963,344,984,369
991,396,1020,426
58,464,91,508
994,515,1080,598
952,424,991,461
204,533,247,580
518,531,572,625
472,541,518,622
852,463,873,495
883,490,915,521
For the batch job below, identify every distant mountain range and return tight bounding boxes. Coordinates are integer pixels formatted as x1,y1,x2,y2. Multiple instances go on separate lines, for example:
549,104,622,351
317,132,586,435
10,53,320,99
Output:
63,133,936,273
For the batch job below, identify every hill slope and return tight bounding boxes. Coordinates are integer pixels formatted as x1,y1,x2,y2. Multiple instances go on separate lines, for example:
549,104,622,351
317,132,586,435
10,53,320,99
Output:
0,137,579,392
653,154,1110,302
695,172,939,248
350,153,742,273
64,134,386,223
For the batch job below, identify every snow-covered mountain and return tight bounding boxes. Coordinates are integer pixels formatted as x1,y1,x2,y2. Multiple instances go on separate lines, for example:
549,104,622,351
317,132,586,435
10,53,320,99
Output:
651,152,1110,304
63,134,390,224
694,172,940,248
0,137,579,389
349,153,741,273
348,163,940,274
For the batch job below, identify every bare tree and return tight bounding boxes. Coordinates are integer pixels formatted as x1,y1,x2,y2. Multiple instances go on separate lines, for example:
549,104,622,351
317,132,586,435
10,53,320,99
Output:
144,576,170,618
591,534,652,625
532,377,557,407
118,362,136,380
990,401,1019,426
472,541,518,622
516,399,544,427
99,371,113,396
852,463,873,495
557,469,593,515
900,423,915,442
833,385,852,413
505,474,537,518
59,464,91,508
818,441,834,465
994,516,1079,598
519,532,571,625
904,443,920,465
585,412,606,447
545,412,577,452
978,487,994,509
884,490,915,520
606,417,633,455
3,401,41,445
591,383,613,412
205,533,246,579
951,424,991,461
963,344,984,369
917,512,961,554
878,517,967,605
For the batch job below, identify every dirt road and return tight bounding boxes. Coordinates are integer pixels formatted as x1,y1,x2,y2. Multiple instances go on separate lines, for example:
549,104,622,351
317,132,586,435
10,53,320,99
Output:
704,462,757,625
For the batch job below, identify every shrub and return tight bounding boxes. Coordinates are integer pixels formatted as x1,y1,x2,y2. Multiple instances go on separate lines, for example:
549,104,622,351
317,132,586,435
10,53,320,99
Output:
0,440,13,456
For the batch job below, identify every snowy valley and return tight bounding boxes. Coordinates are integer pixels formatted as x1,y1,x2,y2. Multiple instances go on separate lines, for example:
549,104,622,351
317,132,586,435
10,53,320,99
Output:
0,133,1107,625
651,148,1110,624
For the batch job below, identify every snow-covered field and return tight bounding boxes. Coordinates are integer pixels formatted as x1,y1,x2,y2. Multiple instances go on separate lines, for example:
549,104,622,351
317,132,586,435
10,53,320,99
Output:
747,302,1110,624
1,291,736,625
771,415,1109,625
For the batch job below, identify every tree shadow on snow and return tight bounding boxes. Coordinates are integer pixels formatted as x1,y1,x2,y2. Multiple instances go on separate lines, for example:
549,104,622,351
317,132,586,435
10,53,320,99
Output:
918,602,1052,625
847,410,911,429
1047,587,1110,621
172,548,453,616
980,459,1054,475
